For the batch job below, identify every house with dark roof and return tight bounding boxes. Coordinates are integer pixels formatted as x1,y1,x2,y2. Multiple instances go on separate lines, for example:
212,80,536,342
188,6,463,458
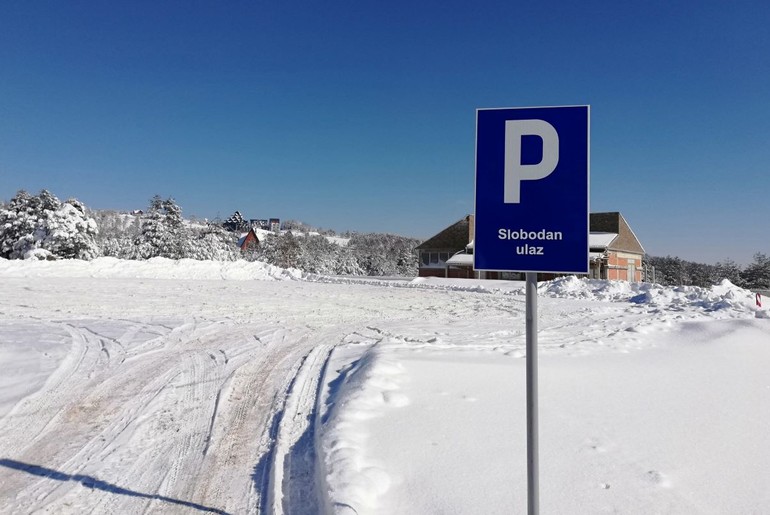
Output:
588,212,645,281
416,212,644,281
415,215,478,278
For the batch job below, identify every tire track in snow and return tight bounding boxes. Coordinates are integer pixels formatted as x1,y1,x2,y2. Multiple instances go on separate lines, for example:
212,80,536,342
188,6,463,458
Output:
14,365,185,513
3,276,567,514
267,342,334,514
189,327,316,515
1,319,262,514
0,323,102,456
82,322,269,515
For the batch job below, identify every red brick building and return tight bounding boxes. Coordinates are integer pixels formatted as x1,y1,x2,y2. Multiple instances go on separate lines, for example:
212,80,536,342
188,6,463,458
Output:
588,212,645,281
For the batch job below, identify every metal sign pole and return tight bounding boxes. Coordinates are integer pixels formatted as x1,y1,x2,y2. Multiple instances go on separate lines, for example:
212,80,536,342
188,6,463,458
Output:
474,105,588,515
525,271,539,515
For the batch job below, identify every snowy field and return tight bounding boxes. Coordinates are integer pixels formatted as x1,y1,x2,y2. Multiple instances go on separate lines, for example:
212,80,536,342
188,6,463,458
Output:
1,258,768,514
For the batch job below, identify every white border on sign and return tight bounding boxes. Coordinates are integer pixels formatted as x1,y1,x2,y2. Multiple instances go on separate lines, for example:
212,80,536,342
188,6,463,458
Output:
472,105,591,275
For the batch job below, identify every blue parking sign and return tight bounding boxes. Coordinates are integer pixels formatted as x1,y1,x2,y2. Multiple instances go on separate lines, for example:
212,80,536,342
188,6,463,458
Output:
474,106,589,273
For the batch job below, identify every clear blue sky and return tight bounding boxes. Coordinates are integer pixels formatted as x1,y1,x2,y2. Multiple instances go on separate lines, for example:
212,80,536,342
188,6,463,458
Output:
1,1,768,264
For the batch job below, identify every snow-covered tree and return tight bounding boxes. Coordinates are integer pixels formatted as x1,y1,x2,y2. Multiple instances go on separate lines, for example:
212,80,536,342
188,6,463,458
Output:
92,210,142,259
91,207,239,261
646,255,691,286
297,234,361,275
247,229,419,276
187,223,240,261
134,196,187,259
349,233,420,276
332,244,364,275
0,189,99,260
253,231,303,269
685,260,721,288
742,253,770,290
715,259,744,286
281,219,313,232
645,254,770,289
41,198,100,259
0,190,37,258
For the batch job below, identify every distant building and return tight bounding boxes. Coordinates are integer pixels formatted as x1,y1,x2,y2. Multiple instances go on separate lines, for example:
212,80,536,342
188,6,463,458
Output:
416,212,644,281
588,212,645,281
415,215,479,279
250,219,270,231
237,228,271,251
234,217,281,251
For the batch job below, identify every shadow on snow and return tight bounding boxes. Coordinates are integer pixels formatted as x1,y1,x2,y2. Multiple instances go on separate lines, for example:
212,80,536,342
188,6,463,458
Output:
0,458,231,515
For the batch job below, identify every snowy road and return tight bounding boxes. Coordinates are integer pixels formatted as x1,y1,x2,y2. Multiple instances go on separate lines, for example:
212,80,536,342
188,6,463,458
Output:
0,273,533,514
1,260,769,514
0,277,395,514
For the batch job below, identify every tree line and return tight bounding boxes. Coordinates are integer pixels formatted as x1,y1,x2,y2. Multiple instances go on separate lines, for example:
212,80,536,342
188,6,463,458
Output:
3,189,767,287
244,231,418,276
645,254,770,291
0,189,420,277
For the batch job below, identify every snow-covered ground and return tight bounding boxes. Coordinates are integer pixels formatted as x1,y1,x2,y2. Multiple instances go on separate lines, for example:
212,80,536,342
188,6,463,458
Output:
0,258,768,514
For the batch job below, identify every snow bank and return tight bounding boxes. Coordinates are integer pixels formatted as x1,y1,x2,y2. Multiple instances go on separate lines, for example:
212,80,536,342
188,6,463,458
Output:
542,276,764,316
1,258,765,317
406,276,510,293
0,256,303,281
315,282,770,514
316,349,410,514
407,275,765,317
317,347,521,514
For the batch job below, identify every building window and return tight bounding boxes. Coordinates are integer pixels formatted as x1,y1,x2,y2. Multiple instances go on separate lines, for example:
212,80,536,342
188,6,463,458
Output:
420,251,452,268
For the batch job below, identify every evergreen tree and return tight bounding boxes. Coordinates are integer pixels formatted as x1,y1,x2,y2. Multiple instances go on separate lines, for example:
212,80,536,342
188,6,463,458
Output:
742,253,770,290
0,190,37,258
92,210,142,259
91,207,238,261
41,198,100,259
273,232,303,269
298,234,347,274
281,219,313,232
333,245,364,275
0,189,99,260
646,255,691,286
715,259,744,286
686,260,720,288
188,223,240,261
349,233,420,276
252,232,303,269
135,196,187,259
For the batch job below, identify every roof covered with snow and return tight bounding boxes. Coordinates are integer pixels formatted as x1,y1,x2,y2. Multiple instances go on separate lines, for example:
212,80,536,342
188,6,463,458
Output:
590,212,645,254
446,253,474,266
237,228,273,247
589,232,618,249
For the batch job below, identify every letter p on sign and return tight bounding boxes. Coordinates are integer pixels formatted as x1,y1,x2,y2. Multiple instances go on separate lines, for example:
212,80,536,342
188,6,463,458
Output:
504,119,559,203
